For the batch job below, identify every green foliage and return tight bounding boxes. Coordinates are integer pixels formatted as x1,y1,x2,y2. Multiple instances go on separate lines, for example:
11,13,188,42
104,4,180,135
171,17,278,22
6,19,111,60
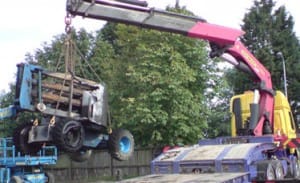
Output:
0,85,39,137
103,23,209,146
0,5,233,146
96,5,232,146
226,0,300,109
204,64,232,138
25,29,100,80
0,85,16,137
101,6,231,145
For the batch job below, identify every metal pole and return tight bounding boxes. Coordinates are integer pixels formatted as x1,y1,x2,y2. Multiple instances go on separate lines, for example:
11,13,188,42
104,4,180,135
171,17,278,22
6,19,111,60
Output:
276,52,288,98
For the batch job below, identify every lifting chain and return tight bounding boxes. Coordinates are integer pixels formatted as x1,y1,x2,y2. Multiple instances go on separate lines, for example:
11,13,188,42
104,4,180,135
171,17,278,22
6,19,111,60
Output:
65,12,72,34
52,12,76,118
64,12,75,75
64,12,75,115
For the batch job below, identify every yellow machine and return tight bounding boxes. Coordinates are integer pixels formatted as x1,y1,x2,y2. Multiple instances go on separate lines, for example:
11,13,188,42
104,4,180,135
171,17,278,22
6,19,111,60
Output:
231,90,297,140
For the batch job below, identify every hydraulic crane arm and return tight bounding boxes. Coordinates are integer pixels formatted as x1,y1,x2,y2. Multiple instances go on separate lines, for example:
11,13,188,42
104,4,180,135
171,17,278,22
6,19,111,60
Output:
67,0,242,46
66,0,274,136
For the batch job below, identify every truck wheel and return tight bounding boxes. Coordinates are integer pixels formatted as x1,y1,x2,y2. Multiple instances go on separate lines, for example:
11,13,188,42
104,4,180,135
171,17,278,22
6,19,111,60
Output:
9,176,22,183
266,162,276,180
45,172,55,183
52,120,84,152
108,129,134,161
192,168,202,174
292,159,300,178
69,149,92,162
13,123,42,155
257,161,275,180
272,160,284,179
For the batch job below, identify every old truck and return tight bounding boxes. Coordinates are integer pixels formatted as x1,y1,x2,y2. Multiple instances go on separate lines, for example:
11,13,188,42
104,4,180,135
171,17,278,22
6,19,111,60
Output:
0,62,134,162
65,0,300,182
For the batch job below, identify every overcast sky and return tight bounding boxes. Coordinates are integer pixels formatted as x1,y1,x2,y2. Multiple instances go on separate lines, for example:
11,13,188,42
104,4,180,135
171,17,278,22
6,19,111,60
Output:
0,0,299,92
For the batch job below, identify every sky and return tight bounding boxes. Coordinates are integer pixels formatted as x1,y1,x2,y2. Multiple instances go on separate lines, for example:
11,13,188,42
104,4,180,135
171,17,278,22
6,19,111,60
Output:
0,0,299,92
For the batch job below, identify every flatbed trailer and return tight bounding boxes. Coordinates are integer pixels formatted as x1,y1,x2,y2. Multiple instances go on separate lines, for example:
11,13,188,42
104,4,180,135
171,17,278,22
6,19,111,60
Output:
118,136,299,183
149,136,300,182
118,173,249,183
116,173,300,183
0,138,57,183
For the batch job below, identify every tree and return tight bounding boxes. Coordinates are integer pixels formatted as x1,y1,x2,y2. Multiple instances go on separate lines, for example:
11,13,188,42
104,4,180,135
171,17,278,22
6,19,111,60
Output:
0,85,16,137
25,29,102,81
0,5,232,147
98,5,232,147
204,64,232,138
226,0,300,114
112,25,208,147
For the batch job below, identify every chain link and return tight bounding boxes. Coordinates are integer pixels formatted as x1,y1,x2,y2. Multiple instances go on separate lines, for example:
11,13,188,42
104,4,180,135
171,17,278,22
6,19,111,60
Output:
65,12,72,34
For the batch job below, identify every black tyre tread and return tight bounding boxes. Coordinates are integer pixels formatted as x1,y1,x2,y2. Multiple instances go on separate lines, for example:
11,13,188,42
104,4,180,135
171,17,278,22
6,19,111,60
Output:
108,129,134,161
13,123,42,155
9,176,22,183
256,160,275,181
69,149,92,162
271,160,284,180
293,159,300,178
45,172,55,183
266,162,275,180
52,120,84,153
287,157,300,178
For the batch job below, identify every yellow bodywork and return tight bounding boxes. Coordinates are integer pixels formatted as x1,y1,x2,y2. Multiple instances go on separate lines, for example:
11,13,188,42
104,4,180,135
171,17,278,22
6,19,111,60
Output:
230,91,296,139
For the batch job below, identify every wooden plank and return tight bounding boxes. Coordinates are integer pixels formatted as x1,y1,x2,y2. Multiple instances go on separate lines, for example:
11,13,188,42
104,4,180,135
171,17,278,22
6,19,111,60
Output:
44,72,99,89
42,92,81,107
42,83,84,96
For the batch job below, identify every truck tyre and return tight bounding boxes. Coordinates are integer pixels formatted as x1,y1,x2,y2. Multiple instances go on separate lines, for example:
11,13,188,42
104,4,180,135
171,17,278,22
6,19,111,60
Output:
45,172,55,183
108,129,134,161
257,161,275,181
266,162,276,180
13,123,42,155
69,149,92,162
52,120,84,152
192,168,202,174
292,159,300,178
272,160,284,179
9,176,22,183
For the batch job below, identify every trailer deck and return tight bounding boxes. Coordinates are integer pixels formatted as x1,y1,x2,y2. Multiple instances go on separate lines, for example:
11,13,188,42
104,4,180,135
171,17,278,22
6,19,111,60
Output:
118,173,249,183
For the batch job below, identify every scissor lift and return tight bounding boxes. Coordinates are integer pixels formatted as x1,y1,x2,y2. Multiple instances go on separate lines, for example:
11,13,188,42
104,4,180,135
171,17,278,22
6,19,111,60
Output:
0,138,57,183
